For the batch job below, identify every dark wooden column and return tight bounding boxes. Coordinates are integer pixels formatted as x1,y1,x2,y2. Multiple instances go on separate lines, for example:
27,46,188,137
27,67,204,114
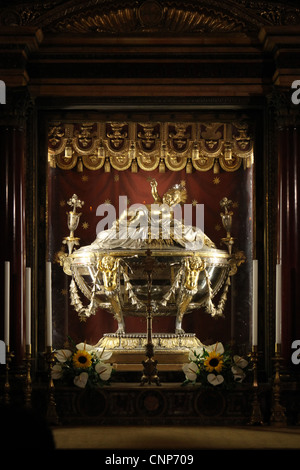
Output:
275,94,300,363
1,89,33,365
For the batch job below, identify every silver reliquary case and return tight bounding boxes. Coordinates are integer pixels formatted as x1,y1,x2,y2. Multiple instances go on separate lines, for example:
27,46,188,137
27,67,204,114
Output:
59,181,245,358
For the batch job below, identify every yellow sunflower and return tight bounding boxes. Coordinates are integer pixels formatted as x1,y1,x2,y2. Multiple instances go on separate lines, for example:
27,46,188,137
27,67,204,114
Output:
204,351,224,373
73,350,92,369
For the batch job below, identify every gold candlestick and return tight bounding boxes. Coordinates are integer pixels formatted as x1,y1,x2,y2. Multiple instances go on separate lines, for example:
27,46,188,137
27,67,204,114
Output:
270,343,287,427
248,345,264,425
4,345,14,405
45,346,60,425
24,344,32,408
141,250,160,386
141,304,160,386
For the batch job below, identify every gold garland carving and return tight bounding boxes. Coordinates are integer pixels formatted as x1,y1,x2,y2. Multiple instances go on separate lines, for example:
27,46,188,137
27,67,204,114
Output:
48,121,254,173
109,155,132,171
55,149,78,171
192,155,215,172
137,155,160,171
219,154,242,172
82,153,105,170
165,155,187,171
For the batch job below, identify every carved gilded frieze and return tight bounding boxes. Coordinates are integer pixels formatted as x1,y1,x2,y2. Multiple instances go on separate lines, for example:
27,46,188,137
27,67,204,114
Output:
1,0,299,32
48,121,254,173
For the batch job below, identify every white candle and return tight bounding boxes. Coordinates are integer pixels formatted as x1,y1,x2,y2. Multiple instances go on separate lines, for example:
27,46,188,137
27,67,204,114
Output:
276,263,282,344
252,260,258,346
4,261,10,346
25,267,31,345
279,180,282,264
46,262,52,347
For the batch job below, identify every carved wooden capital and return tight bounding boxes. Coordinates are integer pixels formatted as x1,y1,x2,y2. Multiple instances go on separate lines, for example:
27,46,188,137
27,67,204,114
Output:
0,87,35,127
267,88,300,128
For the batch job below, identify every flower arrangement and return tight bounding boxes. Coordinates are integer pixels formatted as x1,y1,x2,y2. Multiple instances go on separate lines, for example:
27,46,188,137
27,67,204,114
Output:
182,342,249,388
51,338,113,389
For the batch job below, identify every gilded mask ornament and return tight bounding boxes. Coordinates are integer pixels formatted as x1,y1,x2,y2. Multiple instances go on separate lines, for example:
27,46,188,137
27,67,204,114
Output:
200,124,223,155
169,124,191,153
74,123,96,149
232,125,251,151
106,123,128,150
48,124,65,148
137,123,160,152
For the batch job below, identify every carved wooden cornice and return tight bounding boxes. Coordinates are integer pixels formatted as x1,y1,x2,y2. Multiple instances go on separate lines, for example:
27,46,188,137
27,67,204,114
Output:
0,27,43,87
0,0,299,33
0,1,299,98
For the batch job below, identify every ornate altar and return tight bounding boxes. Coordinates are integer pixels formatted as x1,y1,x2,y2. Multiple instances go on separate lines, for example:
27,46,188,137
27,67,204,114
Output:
3,0,300,429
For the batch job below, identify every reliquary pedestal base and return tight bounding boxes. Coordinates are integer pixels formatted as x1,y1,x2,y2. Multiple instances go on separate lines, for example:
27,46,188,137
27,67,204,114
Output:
95,332,201,371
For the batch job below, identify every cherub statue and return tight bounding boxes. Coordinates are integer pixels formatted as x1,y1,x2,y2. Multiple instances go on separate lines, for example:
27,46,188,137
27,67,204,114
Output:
176,255,205,333
150,178,188,206
98,255,124,333
98,255,120,292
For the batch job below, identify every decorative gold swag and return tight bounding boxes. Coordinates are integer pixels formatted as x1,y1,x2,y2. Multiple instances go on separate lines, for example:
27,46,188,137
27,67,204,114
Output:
48,121,254,174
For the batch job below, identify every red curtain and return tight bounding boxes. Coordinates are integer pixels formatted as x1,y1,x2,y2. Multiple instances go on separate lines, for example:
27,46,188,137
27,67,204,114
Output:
48,164,253,350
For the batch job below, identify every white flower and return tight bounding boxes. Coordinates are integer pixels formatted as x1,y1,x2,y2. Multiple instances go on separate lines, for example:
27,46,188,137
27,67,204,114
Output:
205,342,224,355
231,365,246,382
233,355,248,369
73,372,89,388
76,342,94,352
95,362,112,381
207,373,224,386
51,364,63,379
55,349,72,363
94,348,112,362
182,361,198,381
188,347,204,361
231,355,248,382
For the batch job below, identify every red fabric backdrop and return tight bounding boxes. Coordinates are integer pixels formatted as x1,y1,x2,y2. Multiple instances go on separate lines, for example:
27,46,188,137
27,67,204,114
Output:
48,165,253,351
